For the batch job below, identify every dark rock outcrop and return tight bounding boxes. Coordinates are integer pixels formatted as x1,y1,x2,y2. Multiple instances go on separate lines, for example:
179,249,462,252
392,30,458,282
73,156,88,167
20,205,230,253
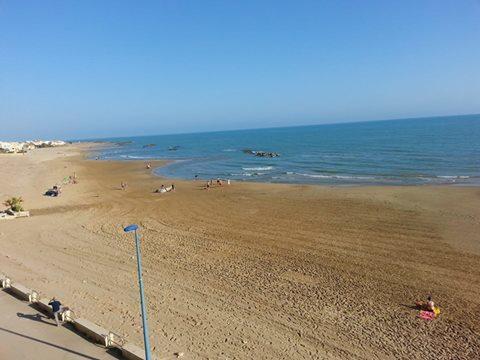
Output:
242,149,279,158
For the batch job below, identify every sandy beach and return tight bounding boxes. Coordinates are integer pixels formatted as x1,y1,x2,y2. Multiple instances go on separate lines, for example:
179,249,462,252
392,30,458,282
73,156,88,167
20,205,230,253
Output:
1,144,479,359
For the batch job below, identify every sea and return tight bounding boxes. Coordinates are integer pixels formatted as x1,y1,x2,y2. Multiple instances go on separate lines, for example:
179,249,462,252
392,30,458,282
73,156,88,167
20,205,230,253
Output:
87,114,480,186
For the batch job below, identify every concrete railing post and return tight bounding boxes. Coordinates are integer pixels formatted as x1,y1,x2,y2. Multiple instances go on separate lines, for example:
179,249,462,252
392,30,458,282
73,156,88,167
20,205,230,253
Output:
1,277,11,288
29,290,39,302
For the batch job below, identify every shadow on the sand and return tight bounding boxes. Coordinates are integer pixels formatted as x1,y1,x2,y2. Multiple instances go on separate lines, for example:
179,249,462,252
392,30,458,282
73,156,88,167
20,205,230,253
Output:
17,312,57,327
400,303,419,311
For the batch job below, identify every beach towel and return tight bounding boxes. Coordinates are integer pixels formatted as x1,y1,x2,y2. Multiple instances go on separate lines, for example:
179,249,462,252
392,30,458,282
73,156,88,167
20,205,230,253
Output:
418,311,435,320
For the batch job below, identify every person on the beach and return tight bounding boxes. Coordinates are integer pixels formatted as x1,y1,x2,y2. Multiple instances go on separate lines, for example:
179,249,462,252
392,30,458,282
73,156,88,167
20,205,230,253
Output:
154,185,166,193
426,296,435,311
194,175,198,181
121,182,127,190
205,182,210,190
146,162,151,169
416,295,435,312
171,184,175,191
48,297,63,326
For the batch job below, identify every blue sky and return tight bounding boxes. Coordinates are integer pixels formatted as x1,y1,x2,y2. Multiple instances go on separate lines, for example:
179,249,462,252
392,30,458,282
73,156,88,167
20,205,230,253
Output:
1,1,479,140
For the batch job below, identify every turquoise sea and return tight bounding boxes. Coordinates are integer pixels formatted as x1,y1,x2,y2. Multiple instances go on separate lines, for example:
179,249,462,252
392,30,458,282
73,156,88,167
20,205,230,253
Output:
89,114,480,186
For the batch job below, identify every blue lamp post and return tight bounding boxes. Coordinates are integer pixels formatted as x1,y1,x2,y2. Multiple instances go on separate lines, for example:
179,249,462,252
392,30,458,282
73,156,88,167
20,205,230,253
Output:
123,224,152,360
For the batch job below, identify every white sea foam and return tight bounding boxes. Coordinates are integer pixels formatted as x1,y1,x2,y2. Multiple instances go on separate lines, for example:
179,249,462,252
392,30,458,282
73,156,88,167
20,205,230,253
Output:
437,175,470,179
242,166,274,171
120,155,154,159
296,173,375,180
231,172,267,177
297,173,331,179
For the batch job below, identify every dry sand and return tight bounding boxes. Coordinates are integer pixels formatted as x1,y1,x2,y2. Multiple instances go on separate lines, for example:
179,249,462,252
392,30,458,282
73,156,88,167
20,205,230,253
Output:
0,144,479,359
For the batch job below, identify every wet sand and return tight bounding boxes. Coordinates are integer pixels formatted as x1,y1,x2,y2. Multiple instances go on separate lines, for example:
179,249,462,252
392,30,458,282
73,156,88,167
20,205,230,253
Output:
1,144,479,359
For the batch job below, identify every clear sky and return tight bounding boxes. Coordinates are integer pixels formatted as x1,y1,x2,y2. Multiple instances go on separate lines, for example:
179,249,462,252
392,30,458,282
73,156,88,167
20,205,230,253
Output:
1,1,479,140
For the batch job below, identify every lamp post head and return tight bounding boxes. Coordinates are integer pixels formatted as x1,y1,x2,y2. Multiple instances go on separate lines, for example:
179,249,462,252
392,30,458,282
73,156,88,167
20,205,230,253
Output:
124,224,139,232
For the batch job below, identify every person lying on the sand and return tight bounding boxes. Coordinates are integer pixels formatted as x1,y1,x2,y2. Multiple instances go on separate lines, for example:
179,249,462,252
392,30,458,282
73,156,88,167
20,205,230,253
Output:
416,295,441,319
155,185,167,193
416,295,435,312
45,185,61,197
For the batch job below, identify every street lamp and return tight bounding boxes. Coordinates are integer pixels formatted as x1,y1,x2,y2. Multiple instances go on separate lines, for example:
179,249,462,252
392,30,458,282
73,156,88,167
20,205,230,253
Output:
123,224,152,360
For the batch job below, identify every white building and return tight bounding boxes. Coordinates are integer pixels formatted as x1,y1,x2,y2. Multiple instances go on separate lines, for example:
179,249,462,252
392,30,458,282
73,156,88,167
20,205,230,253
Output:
0,140,66,153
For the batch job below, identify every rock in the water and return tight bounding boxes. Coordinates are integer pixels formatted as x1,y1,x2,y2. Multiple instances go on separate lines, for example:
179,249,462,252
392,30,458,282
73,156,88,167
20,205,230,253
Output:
242,149,280,157
255,151,279,158
115,141,133,146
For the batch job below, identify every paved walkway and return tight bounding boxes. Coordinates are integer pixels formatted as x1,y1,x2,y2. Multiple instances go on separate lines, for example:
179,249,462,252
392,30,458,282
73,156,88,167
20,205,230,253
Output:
0,290,121,359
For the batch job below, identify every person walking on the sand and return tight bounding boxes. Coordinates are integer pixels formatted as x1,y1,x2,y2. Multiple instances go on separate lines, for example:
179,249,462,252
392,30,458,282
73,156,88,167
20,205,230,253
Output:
48,297,63,326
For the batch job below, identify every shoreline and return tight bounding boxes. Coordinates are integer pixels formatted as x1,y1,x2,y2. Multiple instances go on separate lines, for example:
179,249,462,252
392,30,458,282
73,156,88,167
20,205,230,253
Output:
87,157,480,190
83,142,480,188
1,144,479,359
85,141,480,187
